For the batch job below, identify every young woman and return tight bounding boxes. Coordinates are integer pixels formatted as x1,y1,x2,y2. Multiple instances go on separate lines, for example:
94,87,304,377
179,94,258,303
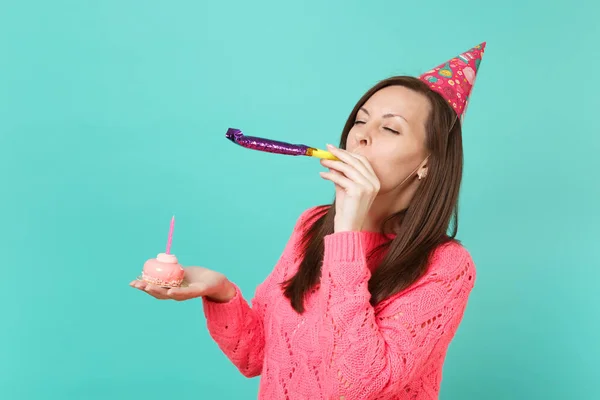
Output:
131,43,486,399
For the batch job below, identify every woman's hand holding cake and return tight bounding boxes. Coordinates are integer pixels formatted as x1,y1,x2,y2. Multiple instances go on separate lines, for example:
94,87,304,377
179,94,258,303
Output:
131,266,236,303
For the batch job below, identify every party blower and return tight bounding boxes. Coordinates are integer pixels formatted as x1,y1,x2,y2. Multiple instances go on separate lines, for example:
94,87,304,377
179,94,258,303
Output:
225,128,339,161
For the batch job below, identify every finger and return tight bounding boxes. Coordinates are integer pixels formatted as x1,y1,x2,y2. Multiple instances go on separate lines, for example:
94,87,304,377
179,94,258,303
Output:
326,145,370,175
324,171,346,196
346,154,379,191
320,170,354,191
326,169,346,193
132,280,164,298
341,151,379,188
131,280,147,290
349,152,377,178
320,159,372,187
144,284,170,300
326,145,378,187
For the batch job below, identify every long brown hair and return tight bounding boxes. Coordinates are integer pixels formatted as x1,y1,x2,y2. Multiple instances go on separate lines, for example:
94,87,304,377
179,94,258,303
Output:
282,76,464,313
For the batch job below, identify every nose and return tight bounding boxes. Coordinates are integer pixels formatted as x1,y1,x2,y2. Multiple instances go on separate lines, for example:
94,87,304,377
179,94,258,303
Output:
354,127,372,147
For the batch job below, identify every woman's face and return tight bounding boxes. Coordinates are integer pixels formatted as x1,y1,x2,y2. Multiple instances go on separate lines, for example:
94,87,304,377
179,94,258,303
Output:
346,85,431,194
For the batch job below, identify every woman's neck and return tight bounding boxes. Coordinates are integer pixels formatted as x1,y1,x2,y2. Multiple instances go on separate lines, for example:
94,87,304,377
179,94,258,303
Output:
363,183,418,233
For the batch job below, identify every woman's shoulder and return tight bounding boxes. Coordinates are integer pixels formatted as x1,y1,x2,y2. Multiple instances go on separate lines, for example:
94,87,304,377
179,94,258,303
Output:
428,239,476,281
292,204,331,230
375,239,476,315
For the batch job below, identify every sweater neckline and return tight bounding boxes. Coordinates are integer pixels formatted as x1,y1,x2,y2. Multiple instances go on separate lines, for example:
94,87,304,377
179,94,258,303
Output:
357,230,396,251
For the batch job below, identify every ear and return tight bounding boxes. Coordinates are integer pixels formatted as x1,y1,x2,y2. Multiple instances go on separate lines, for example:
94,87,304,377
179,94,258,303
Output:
417,158,429,180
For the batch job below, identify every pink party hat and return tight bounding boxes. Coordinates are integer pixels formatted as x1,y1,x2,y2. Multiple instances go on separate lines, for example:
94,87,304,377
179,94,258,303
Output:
419,42,486,122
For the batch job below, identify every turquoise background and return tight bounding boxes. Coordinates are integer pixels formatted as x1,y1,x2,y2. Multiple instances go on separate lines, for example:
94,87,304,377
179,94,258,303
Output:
1,0,598,398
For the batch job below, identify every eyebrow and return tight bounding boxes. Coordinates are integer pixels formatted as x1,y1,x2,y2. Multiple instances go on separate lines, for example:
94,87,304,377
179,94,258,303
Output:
359,107,408,123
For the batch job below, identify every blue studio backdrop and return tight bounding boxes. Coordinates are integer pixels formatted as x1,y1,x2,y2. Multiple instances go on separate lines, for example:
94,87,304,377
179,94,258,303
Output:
1,0,599,399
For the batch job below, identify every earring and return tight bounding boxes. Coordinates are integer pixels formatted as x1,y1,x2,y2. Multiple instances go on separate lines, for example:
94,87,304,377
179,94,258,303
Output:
417,171,427,180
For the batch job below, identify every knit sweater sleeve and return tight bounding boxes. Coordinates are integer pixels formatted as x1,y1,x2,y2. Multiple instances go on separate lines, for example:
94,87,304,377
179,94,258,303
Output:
318,231,476,399
201,206,326,378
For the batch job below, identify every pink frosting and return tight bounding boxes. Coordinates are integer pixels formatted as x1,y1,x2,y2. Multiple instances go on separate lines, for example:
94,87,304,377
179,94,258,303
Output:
141,253,185,287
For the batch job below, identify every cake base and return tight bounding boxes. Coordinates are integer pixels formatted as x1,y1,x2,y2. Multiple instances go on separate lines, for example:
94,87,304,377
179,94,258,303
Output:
137,274,189,289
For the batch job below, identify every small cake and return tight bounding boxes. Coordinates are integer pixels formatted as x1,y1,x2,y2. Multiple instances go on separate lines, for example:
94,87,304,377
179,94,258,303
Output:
141,252,185,288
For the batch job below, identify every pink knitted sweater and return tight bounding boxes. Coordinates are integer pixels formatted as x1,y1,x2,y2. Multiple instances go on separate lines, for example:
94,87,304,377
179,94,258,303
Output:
202,207,476,399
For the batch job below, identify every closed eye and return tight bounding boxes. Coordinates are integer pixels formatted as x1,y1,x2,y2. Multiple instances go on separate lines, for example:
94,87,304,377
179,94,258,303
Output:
384,127,400,134
354,120,366,125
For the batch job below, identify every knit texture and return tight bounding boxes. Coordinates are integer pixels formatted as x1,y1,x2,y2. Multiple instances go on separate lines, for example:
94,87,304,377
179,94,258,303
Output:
202,206,476,399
